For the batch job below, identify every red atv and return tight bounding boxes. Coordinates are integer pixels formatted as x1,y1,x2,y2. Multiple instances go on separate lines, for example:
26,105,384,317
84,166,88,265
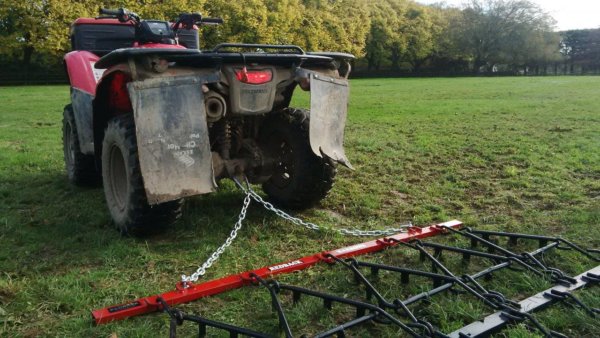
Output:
63,8,353,235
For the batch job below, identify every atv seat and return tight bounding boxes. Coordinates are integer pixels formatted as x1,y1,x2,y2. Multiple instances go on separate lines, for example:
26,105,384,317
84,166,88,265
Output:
70,18,199,55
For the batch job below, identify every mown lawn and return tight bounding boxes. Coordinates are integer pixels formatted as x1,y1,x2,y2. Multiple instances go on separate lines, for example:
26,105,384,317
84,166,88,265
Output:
1,77,599,337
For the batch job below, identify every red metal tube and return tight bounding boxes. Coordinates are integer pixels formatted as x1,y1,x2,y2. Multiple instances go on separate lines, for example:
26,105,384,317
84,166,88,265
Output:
92,220,462,324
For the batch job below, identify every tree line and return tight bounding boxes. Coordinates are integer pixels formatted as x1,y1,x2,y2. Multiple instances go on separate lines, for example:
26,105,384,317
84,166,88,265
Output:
1,0,599,83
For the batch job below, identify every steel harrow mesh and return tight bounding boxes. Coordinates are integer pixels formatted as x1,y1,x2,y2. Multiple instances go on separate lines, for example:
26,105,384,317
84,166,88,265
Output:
156,226,599,338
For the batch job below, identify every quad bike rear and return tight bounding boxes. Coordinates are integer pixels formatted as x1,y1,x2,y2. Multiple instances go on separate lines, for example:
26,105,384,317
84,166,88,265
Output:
63,8,354,235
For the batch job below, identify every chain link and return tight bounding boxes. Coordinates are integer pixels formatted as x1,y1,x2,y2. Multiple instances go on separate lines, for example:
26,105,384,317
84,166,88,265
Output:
181,178,411,284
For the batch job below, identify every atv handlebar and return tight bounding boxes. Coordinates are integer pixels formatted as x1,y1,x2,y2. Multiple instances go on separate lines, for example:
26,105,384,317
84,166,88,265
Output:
201,17,224,25
98,8,222,33
174,12,224,31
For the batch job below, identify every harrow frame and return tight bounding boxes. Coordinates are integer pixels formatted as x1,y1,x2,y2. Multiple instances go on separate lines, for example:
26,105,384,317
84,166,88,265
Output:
92,220,600,337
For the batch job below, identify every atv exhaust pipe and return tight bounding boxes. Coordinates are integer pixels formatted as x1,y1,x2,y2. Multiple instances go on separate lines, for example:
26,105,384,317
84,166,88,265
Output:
204,92,227,122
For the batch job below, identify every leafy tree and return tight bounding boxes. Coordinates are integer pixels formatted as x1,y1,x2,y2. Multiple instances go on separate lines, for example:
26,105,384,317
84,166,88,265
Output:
202,0,271,46
364,0,437,72
455,0,557,72
293,0,369,56
365,0,398,70
0,0,569,78
0,1,53,66
426,5,471,72
397,3,435,71
365,18,392,70
561,29,600,72
386,0,410,71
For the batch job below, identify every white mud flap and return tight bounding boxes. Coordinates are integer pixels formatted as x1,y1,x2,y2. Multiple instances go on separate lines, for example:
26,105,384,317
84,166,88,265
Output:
309,72,353,169
127,74,219,204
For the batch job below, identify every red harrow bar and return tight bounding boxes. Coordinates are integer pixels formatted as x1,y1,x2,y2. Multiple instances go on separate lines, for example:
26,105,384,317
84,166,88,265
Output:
93,220,600,337
93,220,462,324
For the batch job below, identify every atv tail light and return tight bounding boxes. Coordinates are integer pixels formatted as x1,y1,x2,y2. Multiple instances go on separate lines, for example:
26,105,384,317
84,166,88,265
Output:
235,67,272,84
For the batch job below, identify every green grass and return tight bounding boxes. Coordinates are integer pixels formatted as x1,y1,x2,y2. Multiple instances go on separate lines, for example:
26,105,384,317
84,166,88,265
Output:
1,77,599,337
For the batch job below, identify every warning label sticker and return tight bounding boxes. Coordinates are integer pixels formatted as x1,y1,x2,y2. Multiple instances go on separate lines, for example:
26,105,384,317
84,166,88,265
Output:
90,61,106,83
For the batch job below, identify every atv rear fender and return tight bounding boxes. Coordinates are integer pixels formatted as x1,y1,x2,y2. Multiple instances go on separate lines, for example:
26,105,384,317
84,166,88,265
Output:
93,62,221,204
64,51,106,154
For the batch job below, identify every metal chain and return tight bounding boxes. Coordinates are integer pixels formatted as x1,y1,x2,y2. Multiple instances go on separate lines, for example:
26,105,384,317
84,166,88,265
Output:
181,192,252,283
181,178,411,284
240,183,411,237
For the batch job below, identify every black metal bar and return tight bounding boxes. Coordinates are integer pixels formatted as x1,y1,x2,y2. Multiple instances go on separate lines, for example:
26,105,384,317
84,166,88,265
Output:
544,289,599,317
521,252,577,286
469,229,600,262
528,241,560,256
182,314,272,338
419,241,519,261
402,241,500,309
326,255,442,335
355,260,456,283
158,297,272,338
583,272,600,283
497,307,567,338
212,43,305,54
441,227,576,284
324,255,400,309
401,261,510,306
397,240,561,308
313,314,378,338
449,265,600,338
421,240,557,277
469,229,559,241
441,226,526,258
277,284,422,337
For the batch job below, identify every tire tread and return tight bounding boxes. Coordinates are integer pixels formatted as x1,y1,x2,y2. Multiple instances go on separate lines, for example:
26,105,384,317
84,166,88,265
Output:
102,114,182,236
261,108,337,210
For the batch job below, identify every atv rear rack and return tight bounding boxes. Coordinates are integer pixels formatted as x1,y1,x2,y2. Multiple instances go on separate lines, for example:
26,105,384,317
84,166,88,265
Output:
211,43,306,54
93,221,599,337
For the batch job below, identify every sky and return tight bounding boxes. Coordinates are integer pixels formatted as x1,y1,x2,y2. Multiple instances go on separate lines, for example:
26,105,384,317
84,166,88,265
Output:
416,0,600,31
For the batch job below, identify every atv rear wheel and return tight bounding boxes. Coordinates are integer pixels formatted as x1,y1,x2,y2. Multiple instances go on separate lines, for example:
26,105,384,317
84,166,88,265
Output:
260,108,336,209
62,104,99,186
101,114,182,236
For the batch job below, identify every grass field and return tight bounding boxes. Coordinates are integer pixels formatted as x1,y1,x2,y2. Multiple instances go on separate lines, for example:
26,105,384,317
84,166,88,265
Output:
1,77,599,337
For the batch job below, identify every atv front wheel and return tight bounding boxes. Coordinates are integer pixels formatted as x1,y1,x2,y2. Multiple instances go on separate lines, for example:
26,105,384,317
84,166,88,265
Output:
62,104,99,186
260,108,336,209
101,114,182,236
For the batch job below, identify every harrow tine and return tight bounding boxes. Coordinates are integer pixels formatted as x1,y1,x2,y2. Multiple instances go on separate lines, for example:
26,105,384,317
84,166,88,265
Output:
182,314,272,338
402,241,501,309
250,274,293,338
544,289,599,317
325,254,395,308
278,284,422,337
325,254,444,333
443,226,523,258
